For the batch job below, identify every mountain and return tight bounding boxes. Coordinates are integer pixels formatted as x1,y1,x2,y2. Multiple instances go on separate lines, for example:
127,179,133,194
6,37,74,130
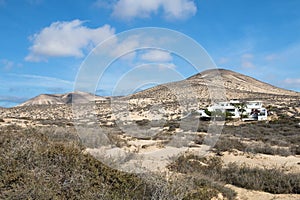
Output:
191,69,297,95
18,91,107,107
18,94,65,106
18,69,299,107
128,69,299,102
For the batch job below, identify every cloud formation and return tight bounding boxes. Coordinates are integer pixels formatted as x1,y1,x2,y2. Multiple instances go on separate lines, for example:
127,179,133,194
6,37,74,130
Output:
283,78,300,85
241,61,255,69
282,78,300,91
111,0,197,20
241,53,255,69
25,20,115,61
1,59,14,70
141,50,172,62
14,74,74,86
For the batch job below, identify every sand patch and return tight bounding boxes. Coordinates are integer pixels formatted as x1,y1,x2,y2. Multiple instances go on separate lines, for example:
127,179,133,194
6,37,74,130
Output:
221,150,300,173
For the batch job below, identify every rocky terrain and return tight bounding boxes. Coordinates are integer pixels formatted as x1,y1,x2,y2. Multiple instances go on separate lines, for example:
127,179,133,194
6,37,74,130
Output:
129,69,299,105
0,69,299,200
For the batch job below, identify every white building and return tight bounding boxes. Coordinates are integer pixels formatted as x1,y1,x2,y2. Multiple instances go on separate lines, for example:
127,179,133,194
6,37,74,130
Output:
244,101,268,121
199,100,268,121
207,100,241,119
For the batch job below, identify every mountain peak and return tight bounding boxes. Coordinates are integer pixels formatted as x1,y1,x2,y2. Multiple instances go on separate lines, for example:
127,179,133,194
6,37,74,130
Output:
188,68,239,80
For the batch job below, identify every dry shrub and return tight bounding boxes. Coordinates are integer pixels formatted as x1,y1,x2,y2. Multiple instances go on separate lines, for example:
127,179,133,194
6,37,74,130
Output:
169,154,300,194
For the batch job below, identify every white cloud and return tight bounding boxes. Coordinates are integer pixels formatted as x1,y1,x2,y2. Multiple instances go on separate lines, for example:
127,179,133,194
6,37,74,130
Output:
14,74,74,86
110,35,140,58
282,78,300,91
218,57,229,65
157,63,176,70
265,54,279,61
92,34,141,62
111,0,197,20
1,59,14,70
241,53,254,59
241,61,255,69
241,53,255,68
3,73,74,95
141,50,172,62
283,78,300,85
93,0,114,9
5,73,74,91
25,19,115,62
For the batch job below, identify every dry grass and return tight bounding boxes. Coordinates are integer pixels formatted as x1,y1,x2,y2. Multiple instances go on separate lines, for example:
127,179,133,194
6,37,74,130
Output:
210,117,300,156
0,125,148,199
169,154,300,194
0,125,235,199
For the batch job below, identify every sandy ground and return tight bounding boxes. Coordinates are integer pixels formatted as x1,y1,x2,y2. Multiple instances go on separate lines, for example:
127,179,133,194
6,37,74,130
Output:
226,184,300,200
86,141,300,199
220,150,300,173
87,145,189,173
1,112,299,199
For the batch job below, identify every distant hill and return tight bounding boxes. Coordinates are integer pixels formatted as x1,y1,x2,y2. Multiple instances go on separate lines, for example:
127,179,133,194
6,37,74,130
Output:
18,91,107,107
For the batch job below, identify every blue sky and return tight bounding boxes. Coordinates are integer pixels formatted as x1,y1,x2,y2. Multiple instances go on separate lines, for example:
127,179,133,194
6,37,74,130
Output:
0,0,300,107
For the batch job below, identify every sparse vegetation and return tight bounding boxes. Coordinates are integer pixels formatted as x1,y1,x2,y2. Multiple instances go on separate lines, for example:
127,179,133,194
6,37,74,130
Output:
0,125,236,199
0,125,148,199
0,87,299,199
211,117,300,156
169,154,300,194
222,163,300,194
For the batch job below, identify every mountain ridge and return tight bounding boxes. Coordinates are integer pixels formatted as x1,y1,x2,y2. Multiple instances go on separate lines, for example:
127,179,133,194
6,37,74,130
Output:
17,69,299,107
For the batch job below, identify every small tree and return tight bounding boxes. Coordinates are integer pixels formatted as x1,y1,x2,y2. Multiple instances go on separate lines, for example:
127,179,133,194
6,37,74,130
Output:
204,109,211,116
211,109,226,121
225,111,234,120
234,102,247,120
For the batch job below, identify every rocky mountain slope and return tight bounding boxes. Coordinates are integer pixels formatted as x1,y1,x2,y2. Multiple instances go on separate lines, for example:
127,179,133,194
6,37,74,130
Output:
129,69,299,103
192,69,298,96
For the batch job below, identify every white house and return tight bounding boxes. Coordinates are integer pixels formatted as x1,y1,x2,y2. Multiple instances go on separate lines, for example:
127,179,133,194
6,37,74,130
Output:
206,100,241,119
199,100,268,121
244,101,268,121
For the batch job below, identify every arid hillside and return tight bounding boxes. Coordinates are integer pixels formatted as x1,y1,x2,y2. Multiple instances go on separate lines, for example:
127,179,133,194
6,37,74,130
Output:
129,69,299,103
